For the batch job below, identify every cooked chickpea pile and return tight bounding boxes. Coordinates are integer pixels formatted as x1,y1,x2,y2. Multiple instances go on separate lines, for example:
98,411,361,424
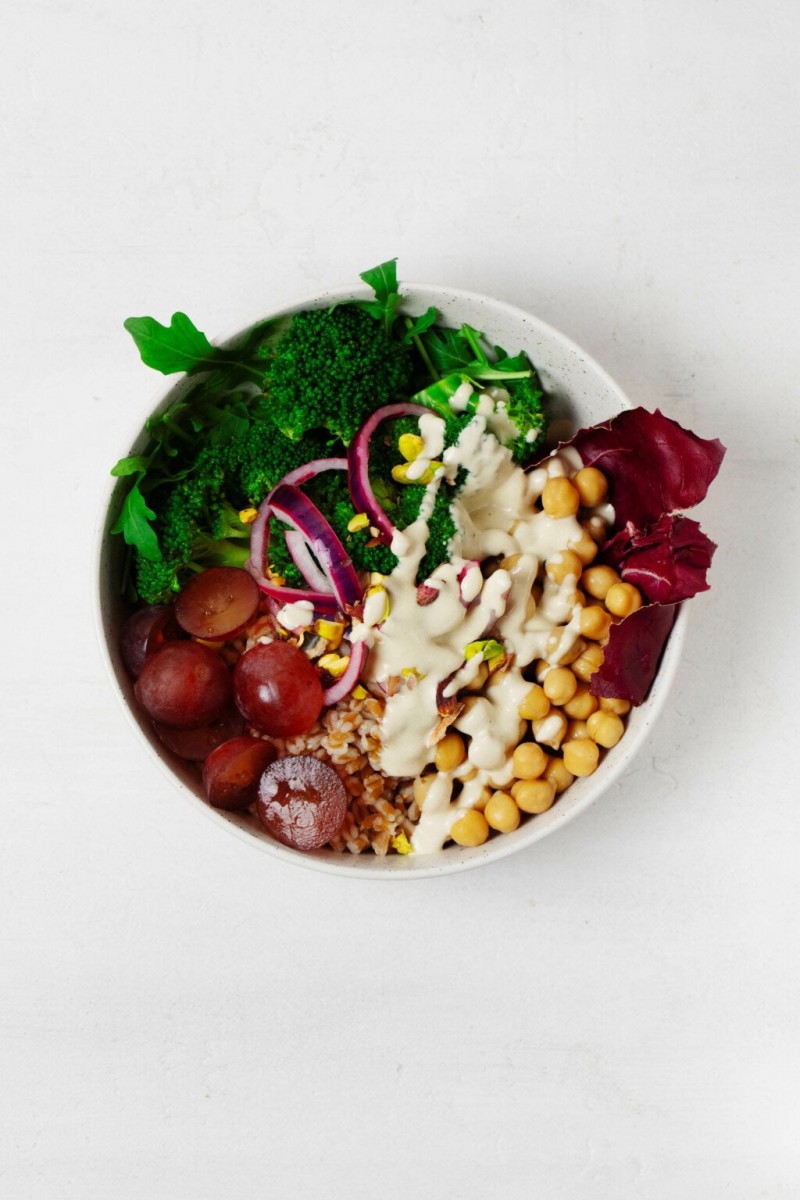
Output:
410,465,642,849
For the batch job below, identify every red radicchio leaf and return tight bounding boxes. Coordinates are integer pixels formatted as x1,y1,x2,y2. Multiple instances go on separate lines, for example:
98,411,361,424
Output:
590,604,678,706
603,514,718,605
569,408,726,530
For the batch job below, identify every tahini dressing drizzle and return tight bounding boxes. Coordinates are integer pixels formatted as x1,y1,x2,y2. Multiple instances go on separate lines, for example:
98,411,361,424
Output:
357,389,613,853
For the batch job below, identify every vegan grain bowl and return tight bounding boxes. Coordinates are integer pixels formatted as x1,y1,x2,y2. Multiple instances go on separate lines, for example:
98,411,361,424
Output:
95,261,724,877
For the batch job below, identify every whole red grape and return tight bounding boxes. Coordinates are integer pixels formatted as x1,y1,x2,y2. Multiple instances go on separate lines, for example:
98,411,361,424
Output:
135,641,232,729
233,641,324,737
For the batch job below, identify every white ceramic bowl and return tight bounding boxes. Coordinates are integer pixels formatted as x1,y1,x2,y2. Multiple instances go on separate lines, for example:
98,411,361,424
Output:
94,283,687,878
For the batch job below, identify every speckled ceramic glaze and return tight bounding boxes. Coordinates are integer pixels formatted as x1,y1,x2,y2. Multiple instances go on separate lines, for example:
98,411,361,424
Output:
95,284,687,878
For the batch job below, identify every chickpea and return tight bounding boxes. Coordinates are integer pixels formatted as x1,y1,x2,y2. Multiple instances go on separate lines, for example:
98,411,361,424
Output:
534,659,551,683
518,684,550,721
586,711,625,748
543,755,575,794
512,742,548,779
567,530,598,565
525,594,538,620
545,630,586,666
562,682,599,720
572,643,605,682
579,605,613,641
434,732,467,771
543,666,578,706
499,553,522,570
566,719,590,740
514,778,557,814
545,549,583,585
574,466,608,507
484,791,521,833
465,661,490,692
599,696,632,716
450,809,490,847
413,773,435,809
605,582,643,618
472,787,492,812
581,565,620,600
563,737,601,777
532,710,568,750
542,477,581,519
585,515,608,542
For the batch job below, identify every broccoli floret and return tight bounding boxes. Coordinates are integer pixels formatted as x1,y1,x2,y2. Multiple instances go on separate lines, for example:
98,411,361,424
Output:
136,499,251,604
500,375,547,464
232,422,331,506
264,305,414,443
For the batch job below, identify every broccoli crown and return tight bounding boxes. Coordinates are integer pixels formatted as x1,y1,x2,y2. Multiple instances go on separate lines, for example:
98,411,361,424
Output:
231,422,331,506
264,305,414,443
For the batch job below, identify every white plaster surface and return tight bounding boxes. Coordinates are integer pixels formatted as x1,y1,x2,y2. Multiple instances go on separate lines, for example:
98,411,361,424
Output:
1,1,798,1196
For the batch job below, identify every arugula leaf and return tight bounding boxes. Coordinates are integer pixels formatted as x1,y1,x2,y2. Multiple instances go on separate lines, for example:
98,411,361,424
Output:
123,312,216,375
110,455,149,478
421,325,476,374
402,306,438,344
110,482,162,561
357,257,403,332
359,257,399,304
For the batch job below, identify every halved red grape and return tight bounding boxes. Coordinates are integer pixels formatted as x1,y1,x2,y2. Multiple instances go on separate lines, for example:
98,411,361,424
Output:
256,755,347,850
202,736,278,811
120,605,183,678
233,641,324,737
153,706,245,761
135,641,232,729
175,567,260,640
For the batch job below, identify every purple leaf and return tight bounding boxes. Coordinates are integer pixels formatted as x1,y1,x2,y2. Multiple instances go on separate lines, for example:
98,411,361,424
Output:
590,605,678,706
569,408,726,530
603,514,718,605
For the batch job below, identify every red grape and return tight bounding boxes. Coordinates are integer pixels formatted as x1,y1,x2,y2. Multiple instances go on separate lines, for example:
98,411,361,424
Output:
153,706,245,761
135,641,232,729
256,755,347,850
202,736,278,811
175,567,260,641
120,605,183,678
233,641,324,737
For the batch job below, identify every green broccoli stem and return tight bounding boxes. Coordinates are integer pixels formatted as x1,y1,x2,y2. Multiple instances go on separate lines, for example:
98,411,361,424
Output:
187,536,251,572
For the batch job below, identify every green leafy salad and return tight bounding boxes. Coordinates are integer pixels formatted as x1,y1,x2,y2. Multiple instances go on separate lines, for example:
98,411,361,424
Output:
110,258,548,604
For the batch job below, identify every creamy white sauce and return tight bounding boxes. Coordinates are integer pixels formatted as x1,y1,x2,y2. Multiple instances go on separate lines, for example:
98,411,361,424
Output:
276,600,314,631
361,396,613,853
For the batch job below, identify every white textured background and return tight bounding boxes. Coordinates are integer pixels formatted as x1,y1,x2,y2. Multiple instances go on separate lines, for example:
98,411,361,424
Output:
2,2,798,1197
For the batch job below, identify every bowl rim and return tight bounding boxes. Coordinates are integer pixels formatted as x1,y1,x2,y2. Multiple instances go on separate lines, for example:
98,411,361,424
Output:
93,281,688,880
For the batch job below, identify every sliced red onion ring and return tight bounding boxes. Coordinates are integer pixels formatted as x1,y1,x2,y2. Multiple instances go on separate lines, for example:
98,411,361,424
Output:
269,484,362,610
348,402,432,542
278,456,348,489
246,494,340,614
284,530,334,595
322,641,368,706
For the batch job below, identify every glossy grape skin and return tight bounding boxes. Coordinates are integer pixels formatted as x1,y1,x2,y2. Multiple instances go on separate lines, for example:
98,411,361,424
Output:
153,707,245,761
233,641,324,737
120,605,183,678
256,755,347,850
202,736,278,811
175,567,260,641
134,641,233,729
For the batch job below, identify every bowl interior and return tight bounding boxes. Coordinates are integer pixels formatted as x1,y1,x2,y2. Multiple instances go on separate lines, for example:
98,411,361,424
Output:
95,283,686,878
